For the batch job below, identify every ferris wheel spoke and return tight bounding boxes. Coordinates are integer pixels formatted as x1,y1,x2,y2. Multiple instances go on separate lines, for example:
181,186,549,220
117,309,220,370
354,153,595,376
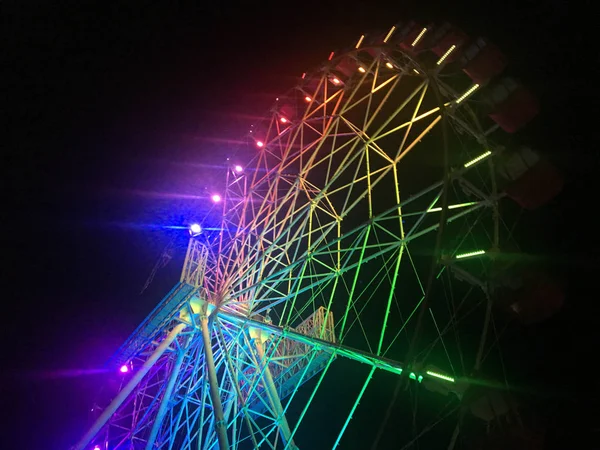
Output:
231,201,487,317
74,23,548,449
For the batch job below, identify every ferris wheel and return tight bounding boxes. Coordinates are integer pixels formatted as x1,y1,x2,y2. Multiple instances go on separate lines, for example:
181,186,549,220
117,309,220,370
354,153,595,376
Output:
73,20,564,450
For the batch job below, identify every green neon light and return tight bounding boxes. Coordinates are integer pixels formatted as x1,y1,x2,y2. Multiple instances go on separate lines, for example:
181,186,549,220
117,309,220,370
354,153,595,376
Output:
426,370,455,382
455,250,485,259
464,150,492,168
408,372,423,383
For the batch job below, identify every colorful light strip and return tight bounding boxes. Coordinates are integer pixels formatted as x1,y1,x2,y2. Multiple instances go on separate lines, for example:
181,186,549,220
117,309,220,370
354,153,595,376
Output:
455,250,485,259
455,84,480,104
436,45,456,65
426,371,455,382
464,150,492,168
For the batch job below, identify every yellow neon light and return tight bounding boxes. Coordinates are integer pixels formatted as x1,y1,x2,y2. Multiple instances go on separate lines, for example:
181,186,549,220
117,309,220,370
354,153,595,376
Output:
411,28,427,47
427,201,478,212
355,34,365,49
464,150,492,168
455,84,479,104
385,62,394,69
358,66,366,73
436,45,456,65
383,26,396,43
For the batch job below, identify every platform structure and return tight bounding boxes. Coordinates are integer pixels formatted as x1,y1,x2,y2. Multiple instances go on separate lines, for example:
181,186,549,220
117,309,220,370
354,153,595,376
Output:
74,240,344,450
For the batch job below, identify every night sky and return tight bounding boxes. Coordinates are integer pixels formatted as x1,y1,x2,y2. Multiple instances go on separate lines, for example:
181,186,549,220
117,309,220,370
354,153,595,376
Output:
2,1,597,449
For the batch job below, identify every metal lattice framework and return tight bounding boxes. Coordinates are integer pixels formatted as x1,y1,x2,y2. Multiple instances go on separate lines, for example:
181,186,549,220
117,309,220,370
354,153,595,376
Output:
73,23,530,450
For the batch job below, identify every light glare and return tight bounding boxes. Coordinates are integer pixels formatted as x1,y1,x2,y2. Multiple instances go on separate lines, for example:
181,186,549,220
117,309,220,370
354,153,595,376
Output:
211,194,222,203
256,140,264,148
119,365,129,374
234,165,243,173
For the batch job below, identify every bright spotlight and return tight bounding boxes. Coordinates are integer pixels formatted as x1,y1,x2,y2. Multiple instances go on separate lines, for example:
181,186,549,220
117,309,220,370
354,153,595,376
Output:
256,140,264,148
189,223,202,236
234,165,243,173
280,117,288,123
119,365,129,374
304,96,312,102
211,194,222,203
93,446,101,450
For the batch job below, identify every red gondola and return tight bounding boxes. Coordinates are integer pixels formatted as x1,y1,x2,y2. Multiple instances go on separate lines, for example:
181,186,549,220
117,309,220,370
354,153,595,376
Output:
498,147,564,209
461,37,508,84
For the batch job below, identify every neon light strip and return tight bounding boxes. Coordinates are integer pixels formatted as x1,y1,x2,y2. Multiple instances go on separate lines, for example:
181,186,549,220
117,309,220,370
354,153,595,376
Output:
436,45,456,65
427,201,478,212
355,34,365,49
411,28,428,47
383,26,396,43
464,150,492,168
455,84,479,104
455,250,485,259
426,371,455,382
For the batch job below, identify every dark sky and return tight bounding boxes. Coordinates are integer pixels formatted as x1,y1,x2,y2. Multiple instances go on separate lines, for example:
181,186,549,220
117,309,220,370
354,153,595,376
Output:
2,1,597,449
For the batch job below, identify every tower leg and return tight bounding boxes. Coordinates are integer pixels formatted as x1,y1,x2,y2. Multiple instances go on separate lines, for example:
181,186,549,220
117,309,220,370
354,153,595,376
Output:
145,338,189,450
73,323,186,450
253,339,297,449
200,314,230,450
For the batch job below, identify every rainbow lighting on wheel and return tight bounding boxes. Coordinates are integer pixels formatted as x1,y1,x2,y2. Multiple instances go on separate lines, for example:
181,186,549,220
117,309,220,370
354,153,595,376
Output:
71,19,564,450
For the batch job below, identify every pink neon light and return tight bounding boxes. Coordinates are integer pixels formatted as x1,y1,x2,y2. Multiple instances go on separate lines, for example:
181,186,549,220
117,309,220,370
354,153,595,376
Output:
119,365,129,373
234,165,243,173
211,194,222,203
304,96,312,102
256,140,264,148
280,117,288,123
331,77,341,85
